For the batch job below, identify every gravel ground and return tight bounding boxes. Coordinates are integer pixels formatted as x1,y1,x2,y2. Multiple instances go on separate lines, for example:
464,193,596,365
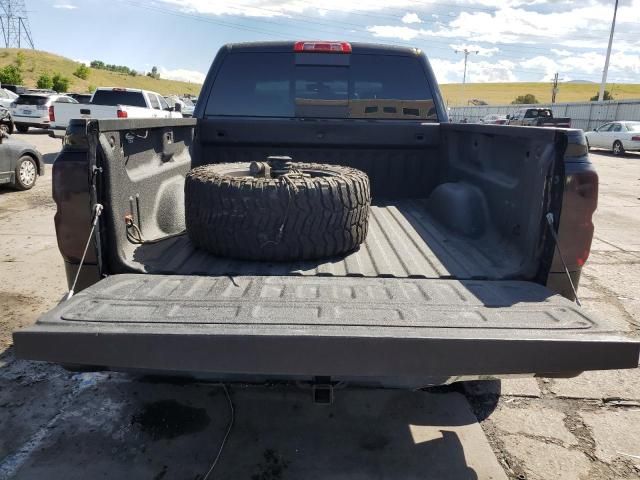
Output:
0,131,638,479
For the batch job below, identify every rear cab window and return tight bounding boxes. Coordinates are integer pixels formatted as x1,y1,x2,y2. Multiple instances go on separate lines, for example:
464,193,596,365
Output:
157,95,170,110
91,90,147,108
15,95,49,106
205,51,437,121
148,93,161,110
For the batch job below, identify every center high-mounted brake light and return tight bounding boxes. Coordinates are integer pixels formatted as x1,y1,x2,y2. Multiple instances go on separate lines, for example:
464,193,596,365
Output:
294,41,352,53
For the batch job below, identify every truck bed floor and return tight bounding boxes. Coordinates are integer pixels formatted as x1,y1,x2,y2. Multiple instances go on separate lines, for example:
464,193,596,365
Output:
133,199,516,279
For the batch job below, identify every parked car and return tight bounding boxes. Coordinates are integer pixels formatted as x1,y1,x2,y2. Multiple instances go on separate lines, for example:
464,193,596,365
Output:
0,130,44,190
166,96,195,117
27,89,56,95
50,87,184,130
10,93,78,132
14,41,638,388
0,88,18,109
0,106,14,134
480,114,508,125
1,84,27,95
508,108,571,128
585,121,640,156
67,93,93,104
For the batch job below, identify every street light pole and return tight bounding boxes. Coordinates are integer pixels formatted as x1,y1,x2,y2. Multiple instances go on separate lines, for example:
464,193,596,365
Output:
455,48,479,105
598,0,619,102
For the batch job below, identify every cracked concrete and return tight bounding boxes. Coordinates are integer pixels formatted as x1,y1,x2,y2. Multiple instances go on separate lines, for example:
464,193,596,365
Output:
470,151,640,480
1,136,639,479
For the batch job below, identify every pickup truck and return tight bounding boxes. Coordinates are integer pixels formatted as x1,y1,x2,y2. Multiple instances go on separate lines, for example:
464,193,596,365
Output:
50,87,183,129
508,108,571,128
14,41,639,391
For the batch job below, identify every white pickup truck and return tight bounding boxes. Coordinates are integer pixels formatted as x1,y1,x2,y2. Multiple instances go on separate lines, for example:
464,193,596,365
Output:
50,87,183,129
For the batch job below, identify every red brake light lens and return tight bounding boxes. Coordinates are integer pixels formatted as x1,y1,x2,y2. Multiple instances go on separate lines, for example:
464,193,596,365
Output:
632,135,640,141
294,41,352,53
48,105,55,122
117,109,128,118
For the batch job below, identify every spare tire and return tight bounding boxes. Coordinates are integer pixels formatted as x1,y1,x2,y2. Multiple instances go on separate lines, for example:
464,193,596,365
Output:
185,161,371,261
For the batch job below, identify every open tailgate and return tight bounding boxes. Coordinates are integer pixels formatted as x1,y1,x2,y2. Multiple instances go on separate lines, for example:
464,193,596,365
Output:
14,274,639,380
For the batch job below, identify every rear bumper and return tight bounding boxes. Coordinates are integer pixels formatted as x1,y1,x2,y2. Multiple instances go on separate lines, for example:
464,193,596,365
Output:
15,326,639,380
14,274,640,383
624,140,640,151
14,118,51,129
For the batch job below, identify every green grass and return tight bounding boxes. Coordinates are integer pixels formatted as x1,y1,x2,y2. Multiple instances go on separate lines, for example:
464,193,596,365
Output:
440,82,640,106
0,49,201,96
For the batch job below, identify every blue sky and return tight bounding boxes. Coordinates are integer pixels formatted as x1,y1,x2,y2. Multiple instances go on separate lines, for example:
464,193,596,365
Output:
25,0,640,85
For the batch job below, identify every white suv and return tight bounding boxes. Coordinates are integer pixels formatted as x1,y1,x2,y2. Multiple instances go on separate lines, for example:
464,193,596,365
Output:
11,93,77,132
0,88,18,109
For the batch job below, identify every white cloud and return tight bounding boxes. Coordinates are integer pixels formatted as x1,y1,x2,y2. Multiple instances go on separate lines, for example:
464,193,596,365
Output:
551,49,572,57
401,12,422,24
367,25,421,41
159,67,206,84
154,0,640,83
161,0,422,18
430,57,517,84
53,3,77,9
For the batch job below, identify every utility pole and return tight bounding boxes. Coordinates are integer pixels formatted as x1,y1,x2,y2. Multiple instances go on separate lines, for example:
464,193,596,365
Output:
455,48,478,106
551,73,559,104
598,0,618,102
0,0,34,49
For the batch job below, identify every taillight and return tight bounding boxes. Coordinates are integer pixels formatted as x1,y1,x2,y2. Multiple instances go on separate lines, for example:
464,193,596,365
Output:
294,41,352,53
49,105,55,122
553,166,598,270
632,135,640,141
117,109,128,118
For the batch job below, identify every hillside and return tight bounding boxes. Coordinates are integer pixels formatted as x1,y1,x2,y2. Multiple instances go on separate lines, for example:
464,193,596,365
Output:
440,82,640,107
0,49,201,96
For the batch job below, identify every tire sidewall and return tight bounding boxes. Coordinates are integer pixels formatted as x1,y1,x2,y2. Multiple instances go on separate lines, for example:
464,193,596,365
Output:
16,124,29,134
613,141,624,156
14,156,37,190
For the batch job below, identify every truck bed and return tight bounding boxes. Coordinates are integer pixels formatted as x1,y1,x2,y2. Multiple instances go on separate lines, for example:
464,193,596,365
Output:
132,199,519,280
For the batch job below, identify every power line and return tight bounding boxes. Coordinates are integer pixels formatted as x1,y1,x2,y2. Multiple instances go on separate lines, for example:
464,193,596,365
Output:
0,0,34,49
124,1,631,82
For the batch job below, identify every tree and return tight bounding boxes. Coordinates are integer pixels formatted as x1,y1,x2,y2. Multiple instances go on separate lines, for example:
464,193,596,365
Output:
87,84,96,93
147,66,160,80
52,73,70,93
0,65,23,85
590,90,614,101
512,94,539,105
15,51,25,69
74,64,90,80
36,73,53,89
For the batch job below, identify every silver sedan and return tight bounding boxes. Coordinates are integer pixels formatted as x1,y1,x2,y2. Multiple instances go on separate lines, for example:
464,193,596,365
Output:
585,121,640,156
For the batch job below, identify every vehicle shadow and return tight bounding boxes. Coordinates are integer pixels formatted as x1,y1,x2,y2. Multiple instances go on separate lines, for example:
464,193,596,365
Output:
0,364,491,479
590,149,640,159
